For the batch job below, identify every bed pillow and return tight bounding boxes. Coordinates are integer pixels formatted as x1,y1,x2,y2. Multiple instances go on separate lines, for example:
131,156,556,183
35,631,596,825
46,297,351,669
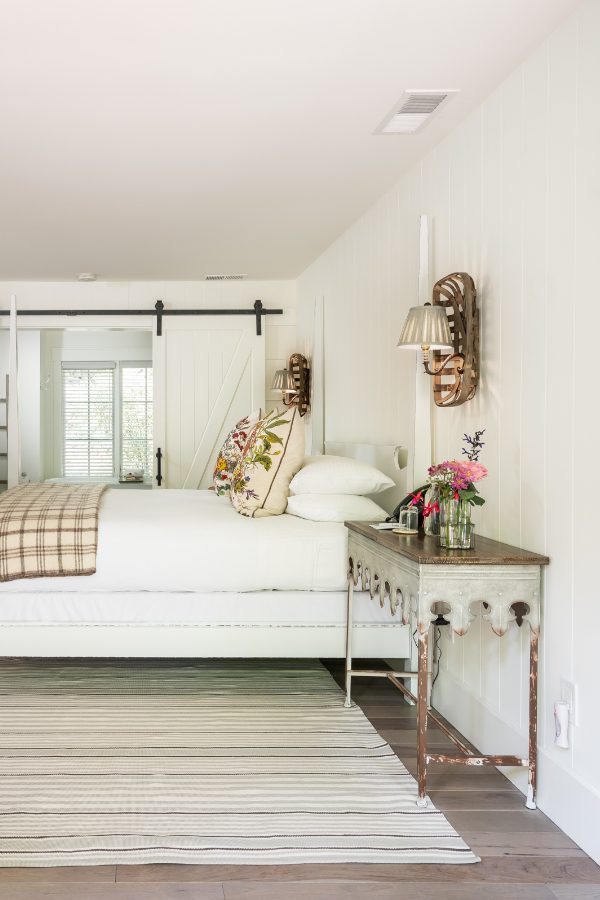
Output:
286,493,387,523
230,407,305,517
289,454,395,496
212,410,261,496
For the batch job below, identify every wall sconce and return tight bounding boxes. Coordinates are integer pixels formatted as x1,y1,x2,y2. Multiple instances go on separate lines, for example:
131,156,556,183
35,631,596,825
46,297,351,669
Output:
397,272,479,407
271,352,310,416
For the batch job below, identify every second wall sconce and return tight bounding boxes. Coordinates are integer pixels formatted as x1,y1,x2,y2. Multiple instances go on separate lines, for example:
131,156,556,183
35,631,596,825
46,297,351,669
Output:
397,272,479,407
272,352,311,416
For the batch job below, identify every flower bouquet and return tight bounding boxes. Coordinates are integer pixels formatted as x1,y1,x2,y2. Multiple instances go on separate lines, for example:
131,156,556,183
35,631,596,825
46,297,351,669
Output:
416,431,488,549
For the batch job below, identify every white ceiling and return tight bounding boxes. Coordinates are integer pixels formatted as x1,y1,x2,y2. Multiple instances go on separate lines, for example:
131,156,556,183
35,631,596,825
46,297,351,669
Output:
0,0,580,280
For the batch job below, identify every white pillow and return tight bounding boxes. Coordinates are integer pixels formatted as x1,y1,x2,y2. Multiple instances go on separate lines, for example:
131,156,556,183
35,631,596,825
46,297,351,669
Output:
289,455,395,496
286,493,388,523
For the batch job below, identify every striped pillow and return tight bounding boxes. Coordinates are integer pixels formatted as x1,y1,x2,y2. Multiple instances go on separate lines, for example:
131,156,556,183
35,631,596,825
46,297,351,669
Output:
230,408,305,517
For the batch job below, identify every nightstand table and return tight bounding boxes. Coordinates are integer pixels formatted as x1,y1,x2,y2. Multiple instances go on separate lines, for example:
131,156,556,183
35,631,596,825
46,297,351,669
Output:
344,521,549,808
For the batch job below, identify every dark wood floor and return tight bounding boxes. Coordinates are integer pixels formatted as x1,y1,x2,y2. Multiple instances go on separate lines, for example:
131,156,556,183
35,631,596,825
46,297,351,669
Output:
0,660,598,900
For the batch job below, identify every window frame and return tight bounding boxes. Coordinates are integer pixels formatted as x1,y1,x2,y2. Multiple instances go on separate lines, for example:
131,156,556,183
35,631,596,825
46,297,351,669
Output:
119,360,153,480
59,359,152,482
60,362,117,480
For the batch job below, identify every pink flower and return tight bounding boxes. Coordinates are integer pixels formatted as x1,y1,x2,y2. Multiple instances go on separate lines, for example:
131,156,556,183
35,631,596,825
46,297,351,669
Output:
462,462,488,483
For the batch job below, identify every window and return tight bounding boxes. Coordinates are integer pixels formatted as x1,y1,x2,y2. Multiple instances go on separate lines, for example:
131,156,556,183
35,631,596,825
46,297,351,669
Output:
62,365,115,478
62,362,153,480
121,364,153,478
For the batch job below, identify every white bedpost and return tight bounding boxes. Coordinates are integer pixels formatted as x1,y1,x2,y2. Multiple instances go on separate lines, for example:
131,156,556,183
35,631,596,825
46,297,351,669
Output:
412,215,434,487
309,295,325,455
407,217,433,701
7,295,20,488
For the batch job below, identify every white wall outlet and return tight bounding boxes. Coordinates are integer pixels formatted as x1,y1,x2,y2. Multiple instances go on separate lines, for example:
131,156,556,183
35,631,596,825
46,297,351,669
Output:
560,677,578,727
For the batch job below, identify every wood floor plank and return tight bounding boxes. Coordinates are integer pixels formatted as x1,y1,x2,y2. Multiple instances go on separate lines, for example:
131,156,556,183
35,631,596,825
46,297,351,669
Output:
549,887,600,899
0,866,116,884
115,857,600,884
0,885,224,900
463,831,587,858
352,705,417,719
223,883,557,899
428,790,527,811
377,728,456,746
359,718,420,730
445,810,563,834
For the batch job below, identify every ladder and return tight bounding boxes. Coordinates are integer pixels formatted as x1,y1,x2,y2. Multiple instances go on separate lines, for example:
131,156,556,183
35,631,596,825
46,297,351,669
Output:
0,375,8,491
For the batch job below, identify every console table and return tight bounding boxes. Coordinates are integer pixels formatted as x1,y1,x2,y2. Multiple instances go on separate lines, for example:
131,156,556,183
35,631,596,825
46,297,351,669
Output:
344,521,549,809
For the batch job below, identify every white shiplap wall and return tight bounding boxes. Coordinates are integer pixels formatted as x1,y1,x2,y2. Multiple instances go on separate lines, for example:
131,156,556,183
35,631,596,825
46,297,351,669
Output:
298,0,600,861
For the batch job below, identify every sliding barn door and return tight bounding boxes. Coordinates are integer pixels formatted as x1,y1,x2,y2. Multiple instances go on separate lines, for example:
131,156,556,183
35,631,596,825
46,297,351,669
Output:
153,316,265,489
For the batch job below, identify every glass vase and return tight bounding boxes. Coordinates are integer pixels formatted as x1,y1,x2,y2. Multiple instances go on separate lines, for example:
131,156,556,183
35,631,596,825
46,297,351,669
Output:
439,498,474,549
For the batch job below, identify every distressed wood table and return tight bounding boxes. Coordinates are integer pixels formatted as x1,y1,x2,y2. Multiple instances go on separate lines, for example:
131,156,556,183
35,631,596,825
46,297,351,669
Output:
344,521,549,809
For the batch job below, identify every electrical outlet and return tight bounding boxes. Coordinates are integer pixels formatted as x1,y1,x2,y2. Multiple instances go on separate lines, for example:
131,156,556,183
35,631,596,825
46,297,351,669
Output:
560,677,578,727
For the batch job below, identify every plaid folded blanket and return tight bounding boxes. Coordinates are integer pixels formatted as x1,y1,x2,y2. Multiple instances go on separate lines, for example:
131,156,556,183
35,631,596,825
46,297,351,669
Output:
0,483,107,582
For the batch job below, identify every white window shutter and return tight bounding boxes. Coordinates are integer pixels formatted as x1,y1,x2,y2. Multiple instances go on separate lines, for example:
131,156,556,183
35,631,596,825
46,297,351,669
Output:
62,366,115,478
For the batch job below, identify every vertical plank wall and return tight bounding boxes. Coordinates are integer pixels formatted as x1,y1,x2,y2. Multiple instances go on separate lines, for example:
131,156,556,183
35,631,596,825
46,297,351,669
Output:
297,0,600,861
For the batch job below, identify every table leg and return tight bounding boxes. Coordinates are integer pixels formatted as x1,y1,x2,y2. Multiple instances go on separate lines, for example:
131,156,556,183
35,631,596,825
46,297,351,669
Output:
416,627,429,806
526,629,539,810
344,572,353,708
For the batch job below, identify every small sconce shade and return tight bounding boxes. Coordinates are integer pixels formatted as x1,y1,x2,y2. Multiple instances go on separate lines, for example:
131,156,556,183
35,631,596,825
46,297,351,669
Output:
397,305,453,351
271,368,296,394
271,353,311,416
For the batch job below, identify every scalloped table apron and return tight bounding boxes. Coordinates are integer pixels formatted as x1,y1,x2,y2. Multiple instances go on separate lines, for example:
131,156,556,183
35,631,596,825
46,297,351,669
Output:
344,522,549,810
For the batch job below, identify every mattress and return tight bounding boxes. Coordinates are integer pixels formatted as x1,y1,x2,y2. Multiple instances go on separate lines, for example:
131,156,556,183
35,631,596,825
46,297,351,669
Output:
0,590,399,627
0,489,347,594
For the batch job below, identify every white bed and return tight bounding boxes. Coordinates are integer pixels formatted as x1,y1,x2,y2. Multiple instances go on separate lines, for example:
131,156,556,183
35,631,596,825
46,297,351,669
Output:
1,305,411,660
0,489,347,594
0,488,411,659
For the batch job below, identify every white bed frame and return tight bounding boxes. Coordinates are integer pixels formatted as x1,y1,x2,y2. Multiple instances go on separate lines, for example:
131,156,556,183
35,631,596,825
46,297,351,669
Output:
1,301,412,660
0,621,410,659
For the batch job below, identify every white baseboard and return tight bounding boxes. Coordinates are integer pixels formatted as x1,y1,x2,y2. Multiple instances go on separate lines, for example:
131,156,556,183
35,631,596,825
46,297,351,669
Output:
434,671,600,865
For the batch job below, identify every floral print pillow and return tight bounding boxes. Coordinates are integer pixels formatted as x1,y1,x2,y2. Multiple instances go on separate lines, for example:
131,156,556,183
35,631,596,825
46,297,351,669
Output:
230,407,305,517
212,411,261,496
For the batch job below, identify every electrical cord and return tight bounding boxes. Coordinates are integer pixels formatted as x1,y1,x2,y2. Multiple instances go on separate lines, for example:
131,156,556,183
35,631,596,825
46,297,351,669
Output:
431,625,442,697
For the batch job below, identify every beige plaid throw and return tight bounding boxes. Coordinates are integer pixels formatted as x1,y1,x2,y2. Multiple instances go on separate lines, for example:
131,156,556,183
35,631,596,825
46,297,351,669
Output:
0,483,107,582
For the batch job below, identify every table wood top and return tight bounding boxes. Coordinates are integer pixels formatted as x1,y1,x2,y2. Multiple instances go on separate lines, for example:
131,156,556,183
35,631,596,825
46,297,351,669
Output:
345,521,550,566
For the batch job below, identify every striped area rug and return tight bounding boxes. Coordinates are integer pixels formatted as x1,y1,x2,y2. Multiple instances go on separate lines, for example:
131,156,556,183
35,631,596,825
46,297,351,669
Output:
0,659,478,866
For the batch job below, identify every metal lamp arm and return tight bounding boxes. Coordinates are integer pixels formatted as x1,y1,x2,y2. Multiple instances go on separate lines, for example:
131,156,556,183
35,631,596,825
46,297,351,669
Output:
422,347,465,376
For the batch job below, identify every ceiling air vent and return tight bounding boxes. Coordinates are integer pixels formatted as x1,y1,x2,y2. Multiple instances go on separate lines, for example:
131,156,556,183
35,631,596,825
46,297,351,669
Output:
205,274,247,281
375,90,458,135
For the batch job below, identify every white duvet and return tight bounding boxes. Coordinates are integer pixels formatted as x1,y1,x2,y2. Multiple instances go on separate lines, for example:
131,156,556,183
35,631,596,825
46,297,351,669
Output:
0,489,348,593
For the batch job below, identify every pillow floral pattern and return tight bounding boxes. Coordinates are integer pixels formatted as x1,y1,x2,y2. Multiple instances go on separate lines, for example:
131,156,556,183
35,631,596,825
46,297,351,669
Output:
212,411,261,496
231,407,305,517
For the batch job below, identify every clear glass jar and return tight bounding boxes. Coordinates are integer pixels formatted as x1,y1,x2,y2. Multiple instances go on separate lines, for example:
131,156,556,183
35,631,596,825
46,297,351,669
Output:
439,498,474,549
398,505,419,533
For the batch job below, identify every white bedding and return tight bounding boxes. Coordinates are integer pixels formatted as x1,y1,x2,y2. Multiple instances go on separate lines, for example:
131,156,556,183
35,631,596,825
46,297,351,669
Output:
0,489,347,594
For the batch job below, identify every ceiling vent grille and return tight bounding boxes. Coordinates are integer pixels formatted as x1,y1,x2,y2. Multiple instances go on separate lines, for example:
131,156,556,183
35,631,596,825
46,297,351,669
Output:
205,274,247,281
376,90,458,135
